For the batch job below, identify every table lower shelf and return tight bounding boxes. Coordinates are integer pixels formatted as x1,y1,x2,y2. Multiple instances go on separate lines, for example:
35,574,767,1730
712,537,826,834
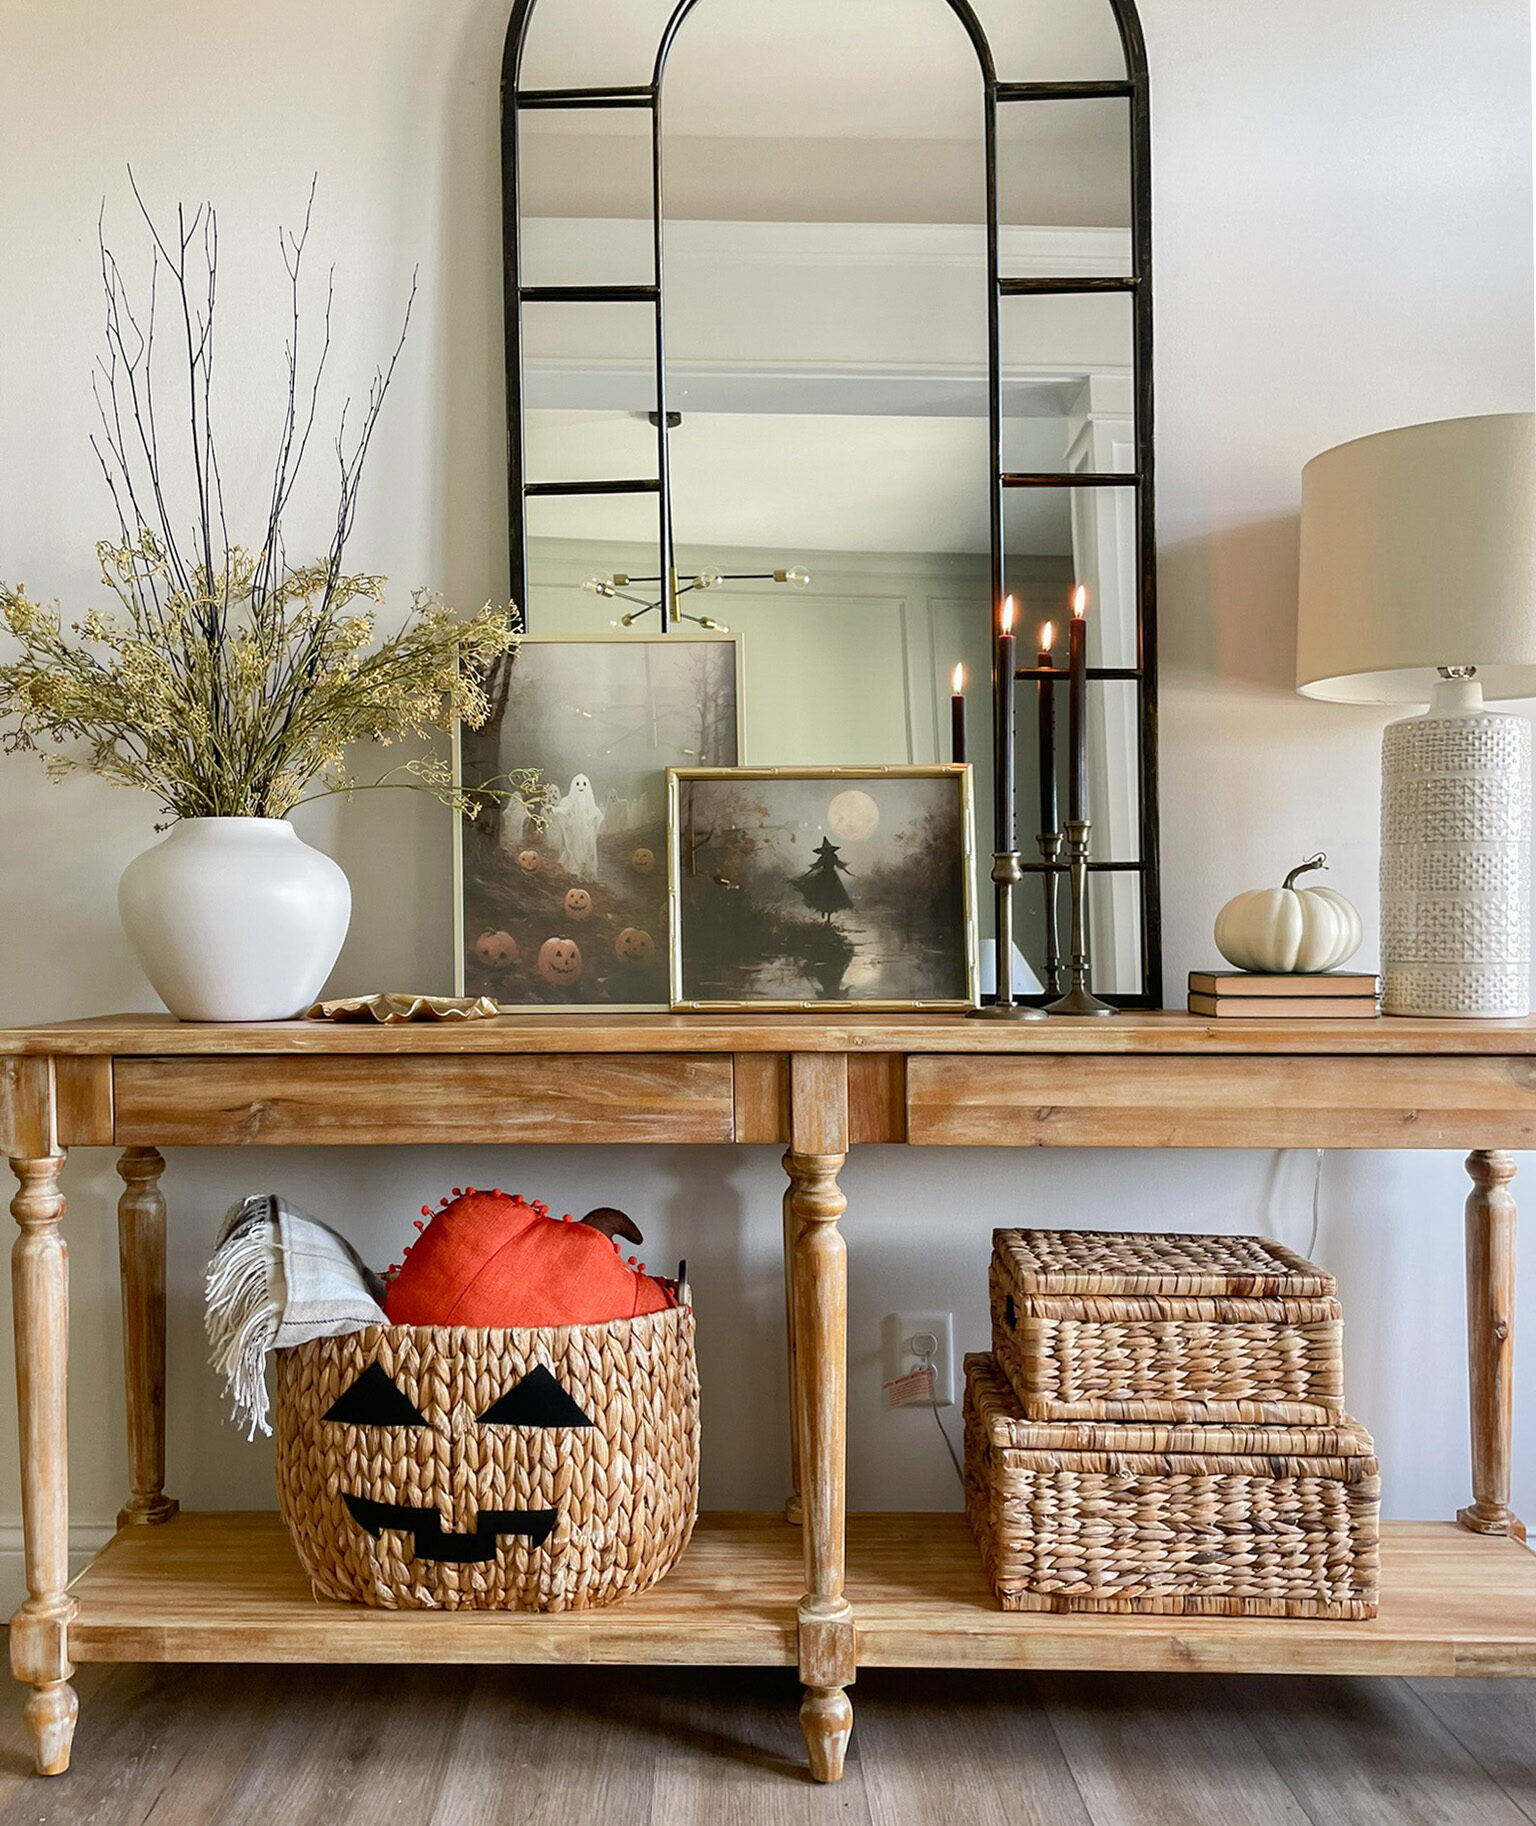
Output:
65,1511,1536,1676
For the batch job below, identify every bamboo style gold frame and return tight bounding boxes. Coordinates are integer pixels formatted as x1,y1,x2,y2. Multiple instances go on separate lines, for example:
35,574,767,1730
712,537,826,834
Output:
667,764,980,1012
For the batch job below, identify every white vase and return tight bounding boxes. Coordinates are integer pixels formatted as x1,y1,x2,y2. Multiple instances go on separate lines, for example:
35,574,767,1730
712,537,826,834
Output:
119,818,351,1021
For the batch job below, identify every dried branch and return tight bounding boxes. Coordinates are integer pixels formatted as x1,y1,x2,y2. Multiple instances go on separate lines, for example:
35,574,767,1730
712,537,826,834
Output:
1,180,518,822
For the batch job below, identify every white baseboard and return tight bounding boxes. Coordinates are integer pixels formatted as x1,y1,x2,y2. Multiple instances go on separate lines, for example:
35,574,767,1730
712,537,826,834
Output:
0,1522,117,1617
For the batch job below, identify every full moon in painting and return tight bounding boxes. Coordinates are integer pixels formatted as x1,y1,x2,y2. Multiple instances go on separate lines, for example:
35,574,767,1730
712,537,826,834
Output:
826,789,880,843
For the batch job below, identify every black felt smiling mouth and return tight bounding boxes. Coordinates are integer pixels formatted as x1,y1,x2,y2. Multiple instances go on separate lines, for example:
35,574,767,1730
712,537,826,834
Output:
342,1494,558,1564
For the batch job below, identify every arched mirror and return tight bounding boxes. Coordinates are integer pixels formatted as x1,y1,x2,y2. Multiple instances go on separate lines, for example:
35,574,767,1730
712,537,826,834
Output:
469,0,1159,1007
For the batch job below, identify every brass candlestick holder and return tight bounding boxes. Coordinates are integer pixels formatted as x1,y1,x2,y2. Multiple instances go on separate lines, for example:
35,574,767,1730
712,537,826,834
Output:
1037,830,1063,997
1046,819,1114,1016
970,851,1045,1020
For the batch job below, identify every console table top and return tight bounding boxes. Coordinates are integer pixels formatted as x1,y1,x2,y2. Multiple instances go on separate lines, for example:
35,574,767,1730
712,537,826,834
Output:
5,1009,1536,1057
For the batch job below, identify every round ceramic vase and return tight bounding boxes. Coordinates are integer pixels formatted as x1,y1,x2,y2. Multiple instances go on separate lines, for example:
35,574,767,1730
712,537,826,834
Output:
119,817,351,1021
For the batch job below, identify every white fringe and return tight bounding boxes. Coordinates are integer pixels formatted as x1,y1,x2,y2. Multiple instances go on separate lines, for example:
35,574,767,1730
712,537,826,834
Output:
204,1196,286,1440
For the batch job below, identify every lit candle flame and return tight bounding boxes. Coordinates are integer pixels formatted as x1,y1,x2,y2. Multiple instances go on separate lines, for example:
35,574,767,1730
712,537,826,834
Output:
1039,620,1054,652
951,662,964,694
1071,585,1088,618
1001,594,1016,634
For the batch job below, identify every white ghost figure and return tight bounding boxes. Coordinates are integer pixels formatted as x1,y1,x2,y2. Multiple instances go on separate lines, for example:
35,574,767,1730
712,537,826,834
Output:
499,791,535,849
554,773,605,880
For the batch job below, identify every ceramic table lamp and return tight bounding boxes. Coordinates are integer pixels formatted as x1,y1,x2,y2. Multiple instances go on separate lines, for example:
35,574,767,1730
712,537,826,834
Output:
1296,413,1536,1017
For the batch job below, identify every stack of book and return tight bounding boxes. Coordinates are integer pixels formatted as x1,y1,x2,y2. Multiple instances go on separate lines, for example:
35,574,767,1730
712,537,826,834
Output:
1188,970,1381,1018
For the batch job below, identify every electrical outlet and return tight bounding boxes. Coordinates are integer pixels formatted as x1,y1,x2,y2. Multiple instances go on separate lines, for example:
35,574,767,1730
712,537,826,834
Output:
881,1311,955,1408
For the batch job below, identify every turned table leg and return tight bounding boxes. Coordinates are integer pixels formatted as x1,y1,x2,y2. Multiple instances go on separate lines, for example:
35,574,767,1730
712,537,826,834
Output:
1459,1149,1523,1538
8,1155,77,1775
787,1145,855,1782
116,1148,177,1528
782,1176,804,1525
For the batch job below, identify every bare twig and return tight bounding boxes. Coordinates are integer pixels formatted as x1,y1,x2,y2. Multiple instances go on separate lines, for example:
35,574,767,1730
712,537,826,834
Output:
0,176,502,823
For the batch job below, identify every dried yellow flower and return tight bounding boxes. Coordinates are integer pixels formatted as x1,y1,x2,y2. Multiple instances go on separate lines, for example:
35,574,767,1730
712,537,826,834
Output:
1,563,519,820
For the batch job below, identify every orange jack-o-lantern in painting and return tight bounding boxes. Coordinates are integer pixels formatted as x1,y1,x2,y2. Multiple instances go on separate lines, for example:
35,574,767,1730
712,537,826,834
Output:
630,846,655,875
517,849,541,873
274,1309,699,1610
474,929,519,967
614,926,656,965
563,887,593,921
537,936,583,985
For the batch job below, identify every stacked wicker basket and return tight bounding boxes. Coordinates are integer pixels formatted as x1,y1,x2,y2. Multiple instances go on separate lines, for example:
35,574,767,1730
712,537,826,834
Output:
965,1229,1381,1619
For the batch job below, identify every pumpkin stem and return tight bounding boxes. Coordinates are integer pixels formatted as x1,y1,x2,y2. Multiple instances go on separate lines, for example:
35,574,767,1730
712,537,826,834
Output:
1283,852,1328,890
580,1206,643,1245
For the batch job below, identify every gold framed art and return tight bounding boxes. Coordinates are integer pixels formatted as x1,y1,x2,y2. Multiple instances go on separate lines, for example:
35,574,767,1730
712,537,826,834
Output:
667,765,979,1012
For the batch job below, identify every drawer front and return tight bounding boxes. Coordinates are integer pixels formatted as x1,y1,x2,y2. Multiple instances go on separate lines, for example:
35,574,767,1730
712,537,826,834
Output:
906,1054,1536,1149
114,1054,736,1146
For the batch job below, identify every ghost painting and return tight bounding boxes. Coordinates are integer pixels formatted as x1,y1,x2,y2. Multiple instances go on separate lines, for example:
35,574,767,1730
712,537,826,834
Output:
457,635,740,1008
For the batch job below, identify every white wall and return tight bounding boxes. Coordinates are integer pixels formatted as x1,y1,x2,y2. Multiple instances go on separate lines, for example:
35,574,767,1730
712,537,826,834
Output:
0,0,1531,1604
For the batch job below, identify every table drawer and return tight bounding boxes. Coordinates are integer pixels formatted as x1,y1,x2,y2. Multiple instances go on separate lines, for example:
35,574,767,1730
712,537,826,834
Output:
114,1054,736,1146
906,1054,1536,1149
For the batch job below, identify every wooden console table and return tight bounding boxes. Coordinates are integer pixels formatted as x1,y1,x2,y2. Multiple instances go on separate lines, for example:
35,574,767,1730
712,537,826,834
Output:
4,1010,1536,1783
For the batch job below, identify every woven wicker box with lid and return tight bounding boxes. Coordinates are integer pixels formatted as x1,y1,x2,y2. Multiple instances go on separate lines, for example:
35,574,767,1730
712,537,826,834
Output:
964,1352,1380,1618
990,1228,1344,1427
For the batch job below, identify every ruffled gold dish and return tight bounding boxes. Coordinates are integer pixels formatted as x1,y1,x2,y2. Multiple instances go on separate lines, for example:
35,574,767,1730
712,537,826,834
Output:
302,993,501,1024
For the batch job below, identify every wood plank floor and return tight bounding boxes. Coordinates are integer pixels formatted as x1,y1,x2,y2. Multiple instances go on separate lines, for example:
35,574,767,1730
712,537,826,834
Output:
2,1664,1535,1824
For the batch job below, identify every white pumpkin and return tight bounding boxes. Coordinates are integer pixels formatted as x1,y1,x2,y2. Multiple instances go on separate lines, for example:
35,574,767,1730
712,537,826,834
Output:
1214,854,1363,975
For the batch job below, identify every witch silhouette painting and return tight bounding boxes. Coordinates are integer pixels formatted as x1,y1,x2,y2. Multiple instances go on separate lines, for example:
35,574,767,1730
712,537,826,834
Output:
794,836,853,921
674,770,976,1009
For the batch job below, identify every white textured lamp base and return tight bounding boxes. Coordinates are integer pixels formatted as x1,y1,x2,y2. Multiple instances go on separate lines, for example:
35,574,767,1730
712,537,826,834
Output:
1380,703,1531,1017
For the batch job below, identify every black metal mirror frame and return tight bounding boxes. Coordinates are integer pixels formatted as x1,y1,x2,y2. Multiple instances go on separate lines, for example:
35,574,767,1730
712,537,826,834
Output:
498,0,1162,1008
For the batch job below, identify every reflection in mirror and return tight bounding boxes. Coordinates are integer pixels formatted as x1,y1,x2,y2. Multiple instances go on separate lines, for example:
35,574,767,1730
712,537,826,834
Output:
518,0,678,90
517,114,654,287
997,99,1132,248
967,0,1127,82
506,0,1155,1001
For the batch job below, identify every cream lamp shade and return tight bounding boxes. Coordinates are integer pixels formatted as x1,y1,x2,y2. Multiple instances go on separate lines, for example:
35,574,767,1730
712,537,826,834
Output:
1296,413,1536,704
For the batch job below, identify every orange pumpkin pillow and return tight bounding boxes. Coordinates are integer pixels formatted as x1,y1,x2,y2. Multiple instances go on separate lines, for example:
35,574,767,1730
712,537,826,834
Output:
383,1187,678,1328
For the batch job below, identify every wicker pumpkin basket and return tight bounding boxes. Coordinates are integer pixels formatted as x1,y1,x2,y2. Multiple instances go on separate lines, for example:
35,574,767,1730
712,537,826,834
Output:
991,1228,1345,1426
275,1306,699,1611
965,1352,1379,1619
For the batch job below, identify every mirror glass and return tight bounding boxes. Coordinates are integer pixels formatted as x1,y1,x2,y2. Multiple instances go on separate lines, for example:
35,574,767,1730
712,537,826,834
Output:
508,0,1153,1001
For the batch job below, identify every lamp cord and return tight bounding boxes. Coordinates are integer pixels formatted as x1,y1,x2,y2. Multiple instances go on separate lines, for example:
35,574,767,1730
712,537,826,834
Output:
913,1337,965,1490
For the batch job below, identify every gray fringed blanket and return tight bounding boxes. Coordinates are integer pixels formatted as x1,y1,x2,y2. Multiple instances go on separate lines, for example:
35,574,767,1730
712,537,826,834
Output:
206,1194,388,1439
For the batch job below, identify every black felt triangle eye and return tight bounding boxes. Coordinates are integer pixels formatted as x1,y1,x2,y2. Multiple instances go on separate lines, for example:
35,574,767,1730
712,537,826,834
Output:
324,1362,429,1428
478,1364,594,1429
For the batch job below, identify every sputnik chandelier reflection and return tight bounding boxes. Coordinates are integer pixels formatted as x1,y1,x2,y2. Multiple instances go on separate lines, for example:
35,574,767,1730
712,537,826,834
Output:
583,566,811,633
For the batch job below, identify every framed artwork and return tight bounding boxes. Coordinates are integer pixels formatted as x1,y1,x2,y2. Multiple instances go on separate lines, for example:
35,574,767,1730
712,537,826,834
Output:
667,766,978,1011
456,634,741,1008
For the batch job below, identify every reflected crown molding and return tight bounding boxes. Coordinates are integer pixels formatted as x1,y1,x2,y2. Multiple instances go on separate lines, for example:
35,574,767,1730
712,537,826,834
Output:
520,216,1133,277
523,357,1128,420
521,218,1132,418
